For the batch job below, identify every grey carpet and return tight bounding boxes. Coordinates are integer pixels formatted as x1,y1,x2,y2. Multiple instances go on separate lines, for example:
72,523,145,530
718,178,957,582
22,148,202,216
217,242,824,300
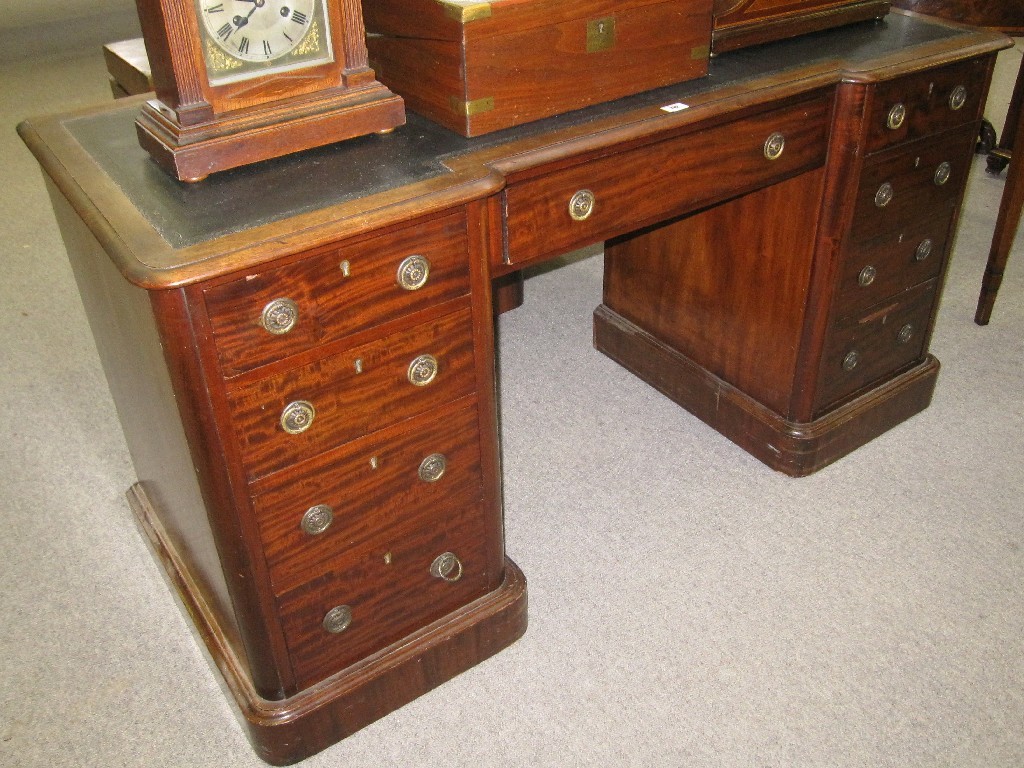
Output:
1,40,1022,768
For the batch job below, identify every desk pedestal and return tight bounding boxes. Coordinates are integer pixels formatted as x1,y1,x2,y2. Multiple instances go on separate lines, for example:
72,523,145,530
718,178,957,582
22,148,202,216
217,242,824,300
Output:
595,307,938,476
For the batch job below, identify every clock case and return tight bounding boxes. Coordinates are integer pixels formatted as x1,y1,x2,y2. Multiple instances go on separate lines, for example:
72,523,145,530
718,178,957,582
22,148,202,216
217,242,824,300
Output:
134,0,405,181
363,0,713,137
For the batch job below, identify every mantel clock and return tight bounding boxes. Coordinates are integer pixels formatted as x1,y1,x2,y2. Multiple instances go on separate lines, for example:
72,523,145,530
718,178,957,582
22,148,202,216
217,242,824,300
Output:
133,0,405,181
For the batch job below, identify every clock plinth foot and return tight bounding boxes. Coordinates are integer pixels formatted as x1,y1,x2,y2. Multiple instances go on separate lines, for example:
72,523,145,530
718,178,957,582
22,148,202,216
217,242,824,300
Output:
136,83,405,182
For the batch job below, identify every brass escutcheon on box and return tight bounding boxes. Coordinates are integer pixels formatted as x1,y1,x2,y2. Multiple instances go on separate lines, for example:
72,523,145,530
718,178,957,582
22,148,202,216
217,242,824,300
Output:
587,17,616,53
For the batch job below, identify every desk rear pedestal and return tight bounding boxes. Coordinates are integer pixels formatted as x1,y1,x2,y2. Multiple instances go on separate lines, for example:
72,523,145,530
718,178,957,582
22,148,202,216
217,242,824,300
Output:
597,56,992,475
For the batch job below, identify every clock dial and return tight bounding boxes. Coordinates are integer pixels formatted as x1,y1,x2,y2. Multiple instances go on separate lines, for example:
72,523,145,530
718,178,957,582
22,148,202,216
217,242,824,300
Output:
197,0,334,84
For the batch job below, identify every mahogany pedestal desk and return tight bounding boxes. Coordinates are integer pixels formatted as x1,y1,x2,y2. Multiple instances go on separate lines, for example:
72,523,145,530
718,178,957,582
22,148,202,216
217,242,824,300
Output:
19,13,1008,765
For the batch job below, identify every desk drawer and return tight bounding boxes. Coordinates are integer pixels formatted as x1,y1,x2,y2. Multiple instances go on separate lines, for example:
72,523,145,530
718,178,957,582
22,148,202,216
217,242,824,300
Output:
863,57,990,154
850,124,975,244
226,306,477,481
250,404,484,594
503,93,832,267
834,206,953,321
816,280,936,413
277,497,491,690
204,212,469,377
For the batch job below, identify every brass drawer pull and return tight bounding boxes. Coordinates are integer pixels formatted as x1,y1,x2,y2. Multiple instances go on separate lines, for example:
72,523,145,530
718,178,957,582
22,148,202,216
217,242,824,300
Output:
418,453,447,483
842,350,860,371
301,504,334,536
396,254,431,291
934,161,951,186
260,298,299,335
949,85,967,111
322,605,352,634
858,265,877,287
430,552,463,583
763,132,785,160
896,323,915,345
914,238,933,262
874,182,894,208
281,400,316,434
569,189,596,221
886,103,906,130
407,354,439,386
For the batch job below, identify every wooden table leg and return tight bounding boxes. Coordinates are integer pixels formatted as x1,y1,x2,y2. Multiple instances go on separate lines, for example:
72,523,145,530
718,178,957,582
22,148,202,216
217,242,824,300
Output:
986,48,1024,174
977,55,1024,325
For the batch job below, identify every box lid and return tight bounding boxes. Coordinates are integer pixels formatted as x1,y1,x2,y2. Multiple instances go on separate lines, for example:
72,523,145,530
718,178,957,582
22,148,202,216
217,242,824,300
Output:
364,0,706,40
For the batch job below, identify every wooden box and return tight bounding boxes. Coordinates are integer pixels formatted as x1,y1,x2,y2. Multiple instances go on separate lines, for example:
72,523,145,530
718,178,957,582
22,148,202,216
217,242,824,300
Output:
712,0,890,53
363,0,713,137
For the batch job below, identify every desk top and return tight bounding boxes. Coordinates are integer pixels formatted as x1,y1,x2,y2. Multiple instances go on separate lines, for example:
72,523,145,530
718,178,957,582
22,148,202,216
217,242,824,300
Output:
18,11,1009,289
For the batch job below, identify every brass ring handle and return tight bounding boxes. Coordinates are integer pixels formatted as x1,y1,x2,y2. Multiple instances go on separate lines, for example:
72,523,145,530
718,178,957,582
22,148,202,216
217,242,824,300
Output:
301,504,334,536
281,400,316,434
858,265,877,287
896,324,915,345
763,132,785,160
949,85,967,111
842,350,860,371
874,182,894,208
886,103,906,130
934,161,951,186
260,298,299,335
569,189,596,221
430,552,463,582
322,605,352,634
418,453,447,483
407,354,439,387
397,254,431,291
914,238,933,262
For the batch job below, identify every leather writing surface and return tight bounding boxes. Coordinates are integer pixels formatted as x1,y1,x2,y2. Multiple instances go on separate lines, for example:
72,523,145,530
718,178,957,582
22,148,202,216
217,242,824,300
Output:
66,14,959,250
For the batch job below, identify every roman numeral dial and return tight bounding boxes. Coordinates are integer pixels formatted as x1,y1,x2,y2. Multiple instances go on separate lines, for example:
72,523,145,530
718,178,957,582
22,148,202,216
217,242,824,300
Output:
196,0,333,84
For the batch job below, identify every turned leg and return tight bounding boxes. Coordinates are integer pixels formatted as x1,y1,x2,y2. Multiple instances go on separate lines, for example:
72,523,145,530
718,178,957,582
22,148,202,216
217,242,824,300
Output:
977,56,1024,324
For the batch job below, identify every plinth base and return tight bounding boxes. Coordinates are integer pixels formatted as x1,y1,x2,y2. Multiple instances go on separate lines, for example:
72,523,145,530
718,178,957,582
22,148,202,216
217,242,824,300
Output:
594,305,939,477
126,483,527,765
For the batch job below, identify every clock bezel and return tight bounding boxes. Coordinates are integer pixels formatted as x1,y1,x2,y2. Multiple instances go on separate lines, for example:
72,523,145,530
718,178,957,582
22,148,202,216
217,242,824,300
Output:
196,0,336,87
